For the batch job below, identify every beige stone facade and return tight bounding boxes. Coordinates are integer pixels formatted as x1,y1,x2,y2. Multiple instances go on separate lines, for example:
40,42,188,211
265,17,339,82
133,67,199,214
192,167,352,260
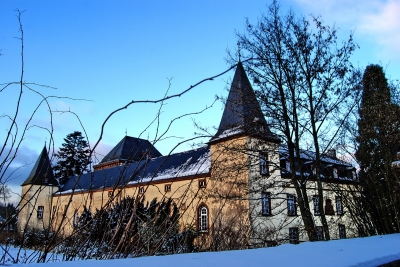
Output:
18,62,359,247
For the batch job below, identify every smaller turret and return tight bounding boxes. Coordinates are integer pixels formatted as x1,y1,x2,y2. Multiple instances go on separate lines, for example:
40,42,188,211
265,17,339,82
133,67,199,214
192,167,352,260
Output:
18,146,59,231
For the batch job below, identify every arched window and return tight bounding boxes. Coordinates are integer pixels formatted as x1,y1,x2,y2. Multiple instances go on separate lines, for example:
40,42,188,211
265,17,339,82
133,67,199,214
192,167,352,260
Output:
198,205,208,232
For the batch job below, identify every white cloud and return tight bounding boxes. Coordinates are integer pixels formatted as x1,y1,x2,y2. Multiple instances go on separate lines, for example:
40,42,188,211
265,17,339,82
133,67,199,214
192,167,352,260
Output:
291,0,400,60
90,141,113,165
358,0,400,59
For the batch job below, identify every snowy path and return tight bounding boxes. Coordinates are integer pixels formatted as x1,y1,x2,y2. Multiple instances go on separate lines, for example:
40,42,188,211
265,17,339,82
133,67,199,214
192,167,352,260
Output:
9,233,400,267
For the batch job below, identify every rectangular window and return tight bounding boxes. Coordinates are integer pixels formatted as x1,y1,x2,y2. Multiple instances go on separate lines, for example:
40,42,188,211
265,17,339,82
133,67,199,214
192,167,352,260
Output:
286,161,291,172
287,194,297,216
336,196,343,215
199,179,206,188
74,210,79,227
108,190,113,197
37,206,44,219
313,195,320,215
289,227,299,244
165,184,171,192
316,226,324,241
261,192,272,216
325,199,335,215
280,160,286,170
139,187,145,194
354,197,361,215
260,153,269,175
339,224,346,239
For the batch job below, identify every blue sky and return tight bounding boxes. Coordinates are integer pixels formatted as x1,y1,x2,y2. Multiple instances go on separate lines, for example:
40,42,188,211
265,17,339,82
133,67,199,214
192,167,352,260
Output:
1,0,399,200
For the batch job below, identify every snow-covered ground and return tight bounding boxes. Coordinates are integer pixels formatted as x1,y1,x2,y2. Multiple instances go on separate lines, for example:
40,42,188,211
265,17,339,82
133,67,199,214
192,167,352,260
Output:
6,234,400,267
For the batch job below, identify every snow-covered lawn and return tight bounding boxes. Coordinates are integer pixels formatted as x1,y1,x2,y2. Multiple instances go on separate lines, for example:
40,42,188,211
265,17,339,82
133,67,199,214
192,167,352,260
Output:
7,234,400,267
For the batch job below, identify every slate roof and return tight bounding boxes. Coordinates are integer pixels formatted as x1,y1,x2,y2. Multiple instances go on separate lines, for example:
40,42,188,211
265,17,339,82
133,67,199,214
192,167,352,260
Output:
59,146,210,193
22,146,58,186
210,62,278,143
278,147,353,167
99,136,162,164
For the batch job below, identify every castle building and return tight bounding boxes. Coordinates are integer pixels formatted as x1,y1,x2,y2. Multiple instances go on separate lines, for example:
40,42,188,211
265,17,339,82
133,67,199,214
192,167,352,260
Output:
18,62,358,246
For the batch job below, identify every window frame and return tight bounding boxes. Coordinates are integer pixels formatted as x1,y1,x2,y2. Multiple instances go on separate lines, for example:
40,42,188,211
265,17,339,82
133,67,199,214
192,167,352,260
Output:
339,224,346,239
289,227,299,244
336,196,343,215
260,153,270,176
165,184,171,192
333,167,338,179
261,192,272,216
315,226,324,241
313,195,320,216
73,210,79,228
198,179,206,189
287,194,297,216
198,205,209,232
139,187,145,194
325,198,335,215
108,190,113,198
37,206,44,219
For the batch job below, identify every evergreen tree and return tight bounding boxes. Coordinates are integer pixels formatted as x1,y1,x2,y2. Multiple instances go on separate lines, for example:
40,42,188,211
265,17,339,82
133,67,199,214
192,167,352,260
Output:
53,131,91,184
356,64,400,234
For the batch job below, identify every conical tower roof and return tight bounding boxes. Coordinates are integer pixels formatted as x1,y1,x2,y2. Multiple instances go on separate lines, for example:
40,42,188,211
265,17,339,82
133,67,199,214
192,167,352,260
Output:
210,62,278,143
22,146,57,186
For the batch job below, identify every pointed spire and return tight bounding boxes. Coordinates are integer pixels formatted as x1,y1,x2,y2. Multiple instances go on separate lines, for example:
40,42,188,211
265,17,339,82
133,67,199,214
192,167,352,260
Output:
210,62,278,143
22,146,57,186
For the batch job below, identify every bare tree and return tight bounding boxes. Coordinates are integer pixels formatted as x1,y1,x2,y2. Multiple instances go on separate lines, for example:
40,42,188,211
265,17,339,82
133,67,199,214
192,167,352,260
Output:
2,10,244,263
231,0,360,240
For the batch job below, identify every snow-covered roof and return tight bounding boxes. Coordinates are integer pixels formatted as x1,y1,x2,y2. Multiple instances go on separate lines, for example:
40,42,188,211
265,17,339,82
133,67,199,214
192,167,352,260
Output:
58,146,210,194
278,147,352,167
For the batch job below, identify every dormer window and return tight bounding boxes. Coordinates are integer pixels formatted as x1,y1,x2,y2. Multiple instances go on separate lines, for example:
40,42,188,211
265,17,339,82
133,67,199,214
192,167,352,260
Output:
333,168,338,179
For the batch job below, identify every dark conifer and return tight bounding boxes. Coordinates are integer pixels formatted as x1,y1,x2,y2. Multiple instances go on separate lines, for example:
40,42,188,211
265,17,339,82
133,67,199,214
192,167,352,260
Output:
356,64,400,234
53,131,91,184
